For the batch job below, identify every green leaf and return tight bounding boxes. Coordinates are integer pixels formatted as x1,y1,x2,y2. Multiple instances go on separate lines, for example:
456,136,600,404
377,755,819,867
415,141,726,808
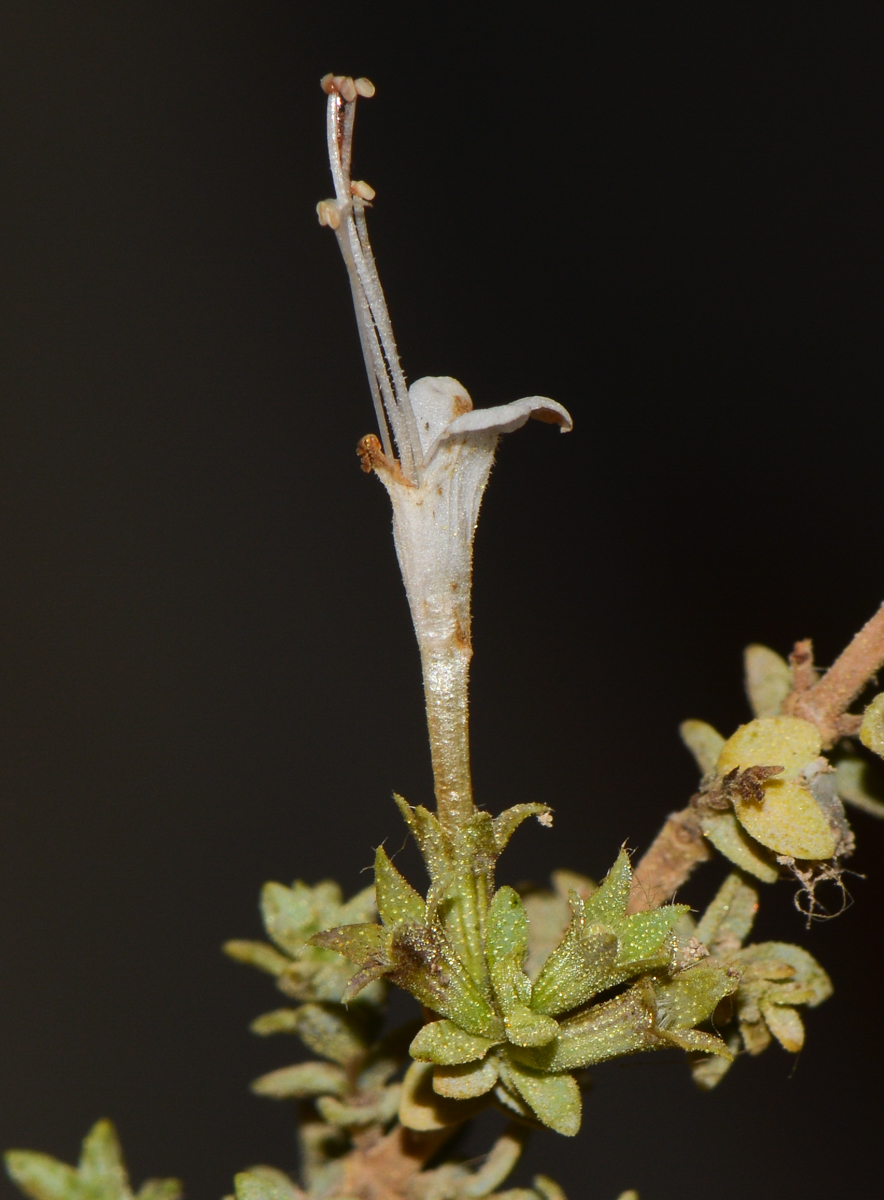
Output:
699,810,779,883
735,942,832,1007
662,1028,733,1058
487,887,529,969
695,873,759,955
316,1086,401,1128
135,1182,182,1200
744,645,792,719
616,906,687,970
410,1019,500,1065
860,693,884,758
679,720,725,776
433,1057,499,1099
504,1004,559,1048
337,884,377,926
653,964,739,1031
498,1058,581,1137
691,1029,741,1090
374,846,424,927
4,1126,181,1200
309,922,388,967
398,1062,492,1131
250,1008,300,1036
836,754,884,818
79,1122,128,1198
223,940,289,976
530,897,618,1016
251,1061,347,1099
388,923,501,1038
533,1178,568,1200
261,882,319,957
522,985,657,1071
5,1153,85,1200
582,851,631,926
292,1002,377,1065
455,1127,527,1198
492,805,553,853
760,1003,805,1052
394,797,449,882
234,1169,303,1200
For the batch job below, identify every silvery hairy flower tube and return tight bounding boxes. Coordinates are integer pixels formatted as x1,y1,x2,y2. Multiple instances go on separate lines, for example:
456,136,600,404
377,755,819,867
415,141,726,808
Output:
317,75,573,829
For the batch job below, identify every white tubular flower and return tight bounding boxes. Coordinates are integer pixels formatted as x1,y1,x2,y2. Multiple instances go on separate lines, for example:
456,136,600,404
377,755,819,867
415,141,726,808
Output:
319,78,573,825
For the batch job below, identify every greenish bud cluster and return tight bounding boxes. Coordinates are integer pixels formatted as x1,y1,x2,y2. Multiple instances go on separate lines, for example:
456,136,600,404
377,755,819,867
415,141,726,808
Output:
683,873,832,1090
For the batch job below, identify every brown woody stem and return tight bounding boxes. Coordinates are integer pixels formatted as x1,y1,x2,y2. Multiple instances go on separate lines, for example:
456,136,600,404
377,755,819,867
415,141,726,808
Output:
627,804,711,913
785,600,884,745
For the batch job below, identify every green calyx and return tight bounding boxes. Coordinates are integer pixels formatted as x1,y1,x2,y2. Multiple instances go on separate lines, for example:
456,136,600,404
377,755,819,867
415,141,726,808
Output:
311,802,739,1136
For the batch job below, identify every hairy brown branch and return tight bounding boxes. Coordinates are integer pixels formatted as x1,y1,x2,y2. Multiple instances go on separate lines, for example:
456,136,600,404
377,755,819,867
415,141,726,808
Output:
627,804,711,913
784,600,884,745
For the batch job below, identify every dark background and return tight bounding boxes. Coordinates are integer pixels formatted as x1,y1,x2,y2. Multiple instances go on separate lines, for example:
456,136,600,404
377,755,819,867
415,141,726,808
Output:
1,4,883,1198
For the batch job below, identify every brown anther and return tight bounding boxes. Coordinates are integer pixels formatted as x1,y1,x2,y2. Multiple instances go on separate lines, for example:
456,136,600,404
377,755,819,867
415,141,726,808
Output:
316,199,341,230
351,180,376,202
320,73,336,94
354,77,376,98
338,76,357,103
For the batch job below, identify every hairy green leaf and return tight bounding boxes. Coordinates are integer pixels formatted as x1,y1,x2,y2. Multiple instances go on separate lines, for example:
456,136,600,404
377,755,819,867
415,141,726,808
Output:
498,1059,581,1136
393,797,449,882
433,1057,499,1099
744,644,792,719
492,805,553,853
5,1154,85,1200
860,693,884,759
374,846,425,927
487,887,529,969
223,940,289,976
523,985,657,1071
309,922,388,967
292,1002,377,1065
581,851,631,926
699,810,779,883
250,1008,300,1036
234,1169,303,1200
695,874,759,956
135,1182,183,1200
251,1061,347,1099
388,923,501,1038
530,897,618,1016
504,1004,559,1048
835,754,884,818
653,964,739,1031
616,906,687,969
410,1019,500,1065
680,719,726,776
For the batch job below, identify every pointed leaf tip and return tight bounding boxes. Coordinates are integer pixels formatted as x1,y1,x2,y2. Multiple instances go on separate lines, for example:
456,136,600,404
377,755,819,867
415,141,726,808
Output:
374,846,425,927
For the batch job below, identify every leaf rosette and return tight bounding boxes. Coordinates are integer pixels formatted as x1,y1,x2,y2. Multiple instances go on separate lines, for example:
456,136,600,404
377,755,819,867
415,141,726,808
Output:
311,801,739,1136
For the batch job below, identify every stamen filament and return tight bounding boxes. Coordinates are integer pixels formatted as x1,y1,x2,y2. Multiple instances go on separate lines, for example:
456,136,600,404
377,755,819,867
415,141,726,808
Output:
324,84,421,482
